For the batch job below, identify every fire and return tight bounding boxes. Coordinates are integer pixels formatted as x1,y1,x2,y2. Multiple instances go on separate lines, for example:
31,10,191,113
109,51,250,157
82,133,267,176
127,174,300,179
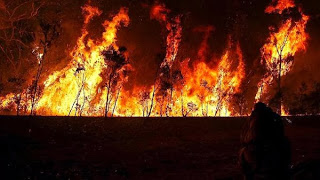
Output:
255,0,309,105
265,0,295,14
178,40,245,116
0,93,16,111
36,6,130,116
281,104,289,116
151,3,182,69
97,7,245,117
0,1,310,117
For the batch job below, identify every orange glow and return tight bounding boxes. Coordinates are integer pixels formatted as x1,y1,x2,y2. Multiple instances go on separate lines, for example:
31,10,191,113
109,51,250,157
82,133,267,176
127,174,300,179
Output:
265,0,295,14
281,104,289,116
178,41,245,116
255,0,309,104
0,1,310,117
0,93,16,112
111,41,245,117
151,3,182,69
35,6,130,116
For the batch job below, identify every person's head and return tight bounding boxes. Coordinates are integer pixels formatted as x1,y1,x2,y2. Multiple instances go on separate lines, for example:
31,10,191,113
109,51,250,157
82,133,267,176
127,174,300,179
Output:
242,102,284,143
253,102,267,112
251,102,271,117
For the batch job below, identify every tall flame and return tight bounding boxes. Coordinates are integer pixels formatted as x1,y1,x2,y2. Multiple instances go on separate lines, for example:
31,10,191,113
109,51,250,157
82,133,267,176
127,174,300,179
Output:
178,39,245,116
151,3,182,68
0,4,245,117
265,0,295,14
0,1,310,117
255,0,309,105
36,6,130,115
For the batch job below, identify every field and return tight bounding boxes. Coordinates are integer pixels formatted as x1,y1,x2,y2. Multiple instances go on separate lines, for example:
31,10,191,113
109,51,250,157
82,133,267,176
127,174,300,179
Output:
1,116,320,179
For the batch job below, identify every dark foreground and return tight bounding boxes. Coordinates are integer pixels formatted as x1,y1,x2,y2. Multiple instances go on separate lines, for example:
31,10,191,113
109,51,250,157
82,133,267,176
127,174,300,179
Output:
0,116,320,179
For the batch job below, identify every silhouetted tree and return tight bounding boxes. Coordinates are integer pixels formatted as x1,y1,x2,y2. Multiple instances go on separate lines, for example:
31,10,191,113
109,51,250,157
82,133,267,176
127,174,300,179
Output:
8,77,26,115
261,16,296,114
289,82,320,115
68,66,86,116
182,102,198,117
102,46,131,117
30,20,60,115
0,0,43,74
139,91,150,117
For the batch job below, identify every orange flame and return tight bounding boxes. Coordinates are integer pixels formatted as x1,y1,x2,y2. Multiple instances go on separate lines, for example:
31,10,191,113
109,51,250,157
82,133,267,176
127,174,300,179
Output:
255,0,309,106
0,4,245,117
35,6,130,116
1,2,309,117
151,3,182,68
265,0,295,14
281,104,289,116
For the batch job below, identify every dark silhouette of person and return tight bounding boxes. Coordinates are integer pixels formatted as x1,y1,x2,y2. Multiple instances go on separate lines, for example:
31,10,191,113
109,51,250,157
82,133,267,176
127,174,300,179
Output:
239,102,291,180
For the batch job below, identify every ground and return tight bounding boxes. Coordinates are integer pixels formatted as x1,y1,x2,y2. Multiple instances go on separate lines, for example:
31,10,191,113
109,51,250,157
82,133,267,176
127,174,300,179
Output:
0,116,320,179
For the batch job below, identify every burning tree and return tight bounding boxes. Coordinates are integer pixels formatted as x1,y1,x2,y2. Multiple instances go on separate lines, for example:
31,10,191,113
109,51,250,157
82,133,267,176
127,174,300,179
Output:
150,3,182,117
179,38,245,117
158,79,173,117
68,63,86,116
0,0,62,115
29,20,60,115
9,78,26,115
0,0,42,114
102,46,131,117
255,0,309,114
23,6,130,116
139,78,158,117
139,90,151,117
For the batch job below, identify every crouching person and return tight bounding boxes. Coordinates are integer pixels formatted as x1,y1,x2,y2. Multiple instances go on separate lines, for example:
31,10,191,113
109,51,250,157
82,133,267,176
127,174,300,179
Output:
239,102,291,180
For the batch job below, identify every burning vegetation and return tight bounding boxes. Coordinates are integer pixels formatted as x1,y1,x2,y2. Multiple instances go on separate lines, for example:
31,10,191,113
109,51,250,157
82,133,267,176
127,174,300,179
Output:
255,0,309,115
0,0,317,116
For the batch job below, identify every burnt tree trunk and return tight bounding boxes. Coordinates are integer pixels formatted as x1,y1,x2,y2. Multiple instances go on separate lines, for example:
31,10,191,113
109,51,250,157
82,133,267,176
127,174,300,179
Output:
111,87,121,117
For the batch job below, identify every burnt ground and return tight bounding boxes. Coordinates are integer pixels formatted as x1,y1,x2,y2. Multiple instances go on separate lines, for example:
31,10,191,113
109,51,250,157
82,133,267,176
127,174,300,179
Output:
0,116,320,179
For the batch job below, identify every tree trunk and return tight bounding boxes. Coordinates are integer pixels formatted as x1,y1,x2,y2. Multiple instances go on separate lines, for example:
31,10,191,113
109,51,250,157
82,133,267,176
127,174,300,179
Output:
105,72,113,117
147,85,156,117
111,87,121,117
278,55,282,115
30,48,46,115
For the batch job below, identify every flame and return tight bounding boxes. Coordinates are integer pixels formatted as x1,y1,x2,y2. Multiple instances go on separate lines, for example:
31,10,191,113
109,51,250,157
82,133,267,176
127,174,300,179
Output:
265,0,295,14
151,3,182,68
114,43,245,117
255,0,309,105
281,104,289,116
178,40,245,116
0,4,245,117
0,1,310,117
0,93,16,111
35,6,130,116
